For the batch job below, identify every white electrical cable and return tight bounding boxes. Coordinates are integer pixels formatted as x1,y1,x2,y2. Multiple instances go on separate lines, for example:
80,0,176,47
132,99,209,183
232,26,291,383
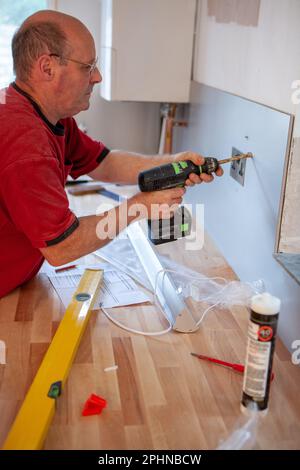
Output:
154,268,227,301
154,268,228,328
101,268,229,336
101,306,172,336
101,271,173,335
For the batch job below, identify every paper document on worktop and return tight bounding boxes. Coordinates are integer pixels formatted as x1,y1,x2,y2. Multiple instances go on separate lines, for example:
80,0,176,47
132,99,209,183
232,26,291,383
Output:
47,265,150,309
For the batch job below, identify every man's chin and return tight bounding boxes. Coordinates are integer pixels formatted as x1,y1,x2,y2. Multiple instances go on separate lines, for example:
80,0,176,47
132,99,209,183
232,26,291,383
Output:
75,102,90,114
70,99,91,116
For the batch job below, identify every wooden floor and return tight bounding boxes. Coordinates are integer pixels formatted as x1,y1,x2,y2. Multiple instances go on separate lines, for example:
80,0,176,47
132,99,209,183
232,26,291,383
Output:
1,190,300,450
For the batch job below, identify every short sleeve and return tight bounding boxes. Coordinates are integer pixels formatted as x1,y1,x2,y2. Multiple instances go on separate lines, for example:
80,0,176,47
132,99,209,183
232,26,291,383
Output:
63,118,110,179
1,157,79,248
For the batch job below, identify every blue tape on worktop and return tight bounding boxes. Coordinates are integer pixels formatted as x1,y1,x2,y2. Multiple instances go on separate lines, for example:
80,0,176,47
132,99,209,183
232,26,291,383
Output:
97,189,121,202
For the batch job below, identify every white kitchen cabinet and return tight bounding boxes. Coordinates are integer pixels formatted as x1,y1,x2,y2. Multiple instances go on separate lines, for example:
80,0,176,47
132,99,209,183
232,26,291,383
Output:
100,0,196,102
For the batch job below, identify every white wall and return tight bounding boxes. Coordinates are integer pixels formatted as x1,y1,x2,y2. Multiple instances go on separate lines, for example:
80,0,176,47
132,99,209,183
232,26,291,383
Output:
51,0,161,153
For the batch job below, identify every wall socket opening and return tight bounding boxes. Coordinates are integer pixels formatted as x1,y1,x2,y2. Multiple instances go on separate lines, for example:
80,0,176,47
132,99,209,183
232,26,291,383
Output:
230,147,247,186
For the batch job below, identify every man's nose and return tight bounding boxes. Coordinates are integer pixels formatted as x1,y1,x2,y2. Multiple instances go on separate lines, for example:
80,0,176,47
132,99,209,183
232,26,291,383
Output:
91,67,102,84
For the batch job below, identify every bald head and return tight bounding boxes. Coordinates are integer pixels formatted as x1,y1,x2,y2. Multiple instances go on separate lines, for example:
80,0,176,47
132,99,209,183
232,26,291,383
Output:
23,9,83,27
12,9,93,82
22,10,91,42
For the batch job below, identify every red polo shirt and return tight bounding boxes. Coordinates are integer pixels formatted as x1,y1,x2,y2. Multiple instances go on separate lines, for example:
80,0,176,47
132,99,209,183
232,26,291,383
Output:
0,82,110,297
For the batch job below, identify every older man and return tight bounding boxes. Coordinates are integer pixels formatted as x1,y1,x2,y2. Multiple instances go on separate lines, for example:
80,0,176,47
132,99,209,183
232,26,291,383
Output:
0,9,222,297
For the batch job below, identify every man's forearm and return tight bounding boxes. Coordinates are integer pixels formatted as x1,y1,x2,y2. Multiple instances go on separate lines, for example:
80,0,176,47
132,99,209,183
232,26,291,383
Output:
40,183,186,266
40,197,143,266
88,150,173,184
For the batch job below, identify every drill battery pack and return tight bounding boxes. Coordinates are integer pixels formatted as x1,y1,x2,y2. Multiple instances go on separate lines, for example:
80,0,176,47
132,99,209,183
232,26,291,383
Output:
147,206,192,245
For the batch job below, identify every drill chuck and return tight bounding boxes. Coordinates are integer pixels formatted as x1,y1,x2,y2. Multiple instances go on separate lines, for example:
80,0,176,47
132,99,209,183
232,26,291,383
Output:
138,158,219,192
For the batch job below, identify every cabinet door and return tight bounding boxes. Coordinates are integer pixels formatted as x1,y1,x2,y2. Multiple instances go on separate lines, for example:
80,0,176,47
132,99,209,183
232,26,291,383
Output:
100,0,196,102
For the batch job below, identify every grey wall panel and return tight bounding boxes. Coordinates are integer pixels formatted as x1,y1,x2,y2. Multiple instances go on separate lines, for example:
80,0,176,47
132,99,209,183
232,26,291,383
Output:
176,82,300,351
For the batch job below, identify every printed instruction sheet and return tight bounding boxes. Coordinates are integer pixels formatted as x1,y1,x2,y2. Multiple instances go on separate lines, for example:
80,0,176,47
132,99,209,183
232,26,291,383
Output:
46,264,150,309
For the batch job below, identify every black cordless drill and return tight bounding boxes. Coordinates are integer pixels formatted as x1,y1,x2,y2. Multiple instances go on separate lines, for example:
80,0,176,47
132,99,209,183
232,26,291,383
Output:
138,158,219,192
138,154,252,244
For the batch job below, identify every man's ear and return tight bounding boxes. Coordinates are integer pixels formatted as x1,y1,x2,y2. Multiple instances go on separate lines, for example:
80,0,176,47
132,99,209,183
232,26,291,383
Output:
37,54,55,80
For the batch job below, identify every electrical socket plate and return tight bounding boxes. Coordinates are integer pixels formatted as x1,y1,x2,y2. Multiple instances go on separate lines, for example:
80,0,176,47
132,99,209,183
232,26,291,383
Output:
230,147,247,186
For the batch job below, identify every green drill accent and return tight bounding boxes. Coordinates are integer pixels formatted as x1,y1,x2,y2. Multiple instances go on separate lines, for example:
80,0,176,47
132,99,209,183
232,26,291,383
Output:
179,161,188,169
181,223,189,233
172,162,182,175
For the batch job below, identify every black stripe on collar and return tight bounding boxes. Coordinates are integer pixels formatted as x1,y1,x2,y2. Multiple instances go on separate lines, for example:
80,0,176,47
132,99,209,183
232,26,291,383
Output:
11,82,65,136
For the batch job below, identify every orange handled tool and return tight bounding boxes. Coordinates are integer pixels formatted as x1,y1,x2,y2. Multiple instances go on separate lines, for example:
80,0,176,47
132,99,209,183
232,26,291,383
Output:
191,352,275,381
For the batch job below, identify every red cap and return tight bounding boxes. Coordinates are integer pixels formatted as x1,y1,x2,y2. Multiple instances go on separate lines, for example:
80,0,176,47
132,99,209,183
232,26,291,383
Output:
82,393,107,416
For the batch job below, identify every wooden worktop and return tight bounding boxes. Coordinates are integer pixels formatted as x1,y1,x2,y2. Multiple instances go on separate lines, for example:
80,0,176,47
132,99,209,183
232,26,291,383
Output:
1,188,300,450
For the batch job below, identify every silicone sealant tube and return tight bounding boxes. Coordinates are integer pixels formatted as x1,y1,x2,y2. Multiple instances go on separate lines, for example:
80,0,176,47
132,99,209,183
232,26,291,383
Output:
241,292,280,414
